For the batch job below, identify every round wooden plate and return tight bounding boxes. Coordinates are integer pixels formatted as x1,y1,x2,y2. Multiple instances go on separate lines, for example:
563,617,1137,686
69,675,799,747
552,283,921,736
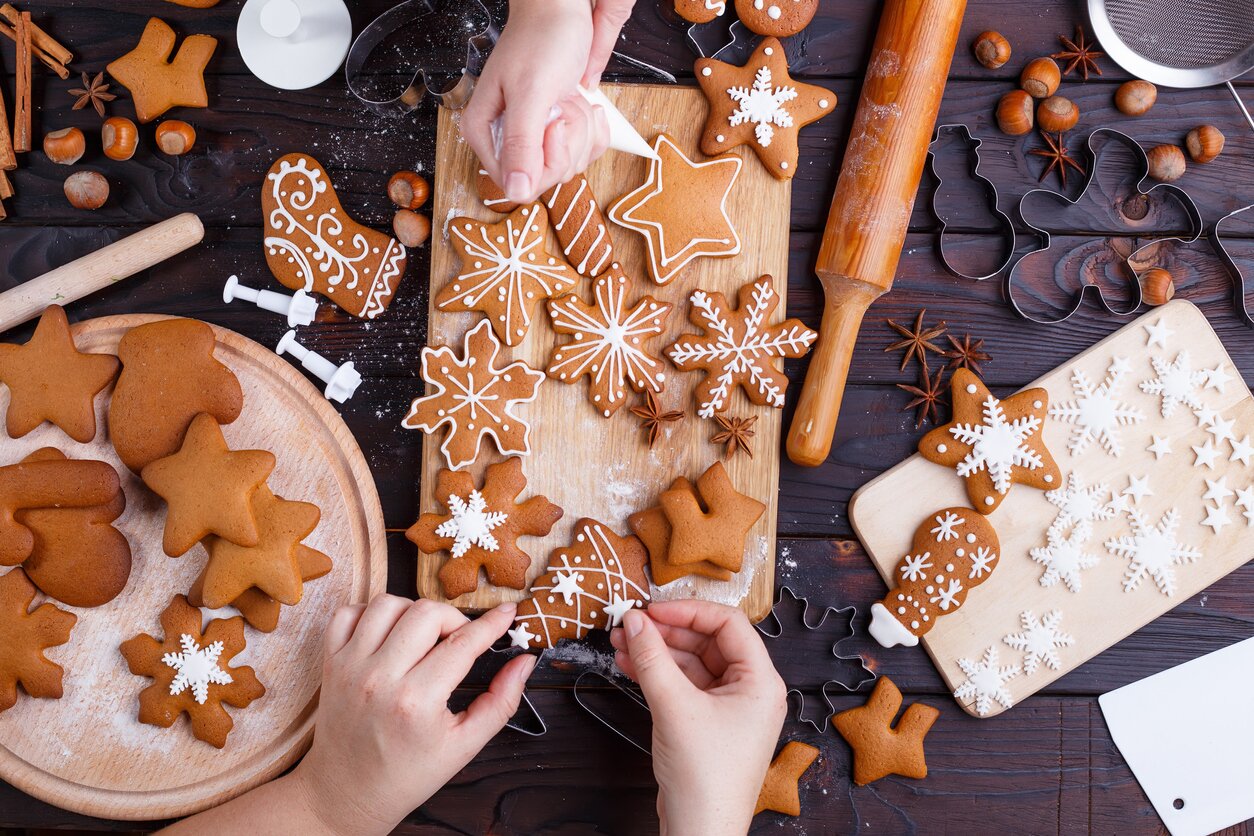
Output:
0,314,387,821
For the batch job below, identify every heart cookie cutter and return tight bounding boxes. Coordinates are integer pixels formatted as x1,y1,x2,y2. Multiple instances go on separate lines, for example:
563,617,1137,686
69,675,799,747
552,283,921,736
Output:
926,124,1016,282
1212,203,1254,327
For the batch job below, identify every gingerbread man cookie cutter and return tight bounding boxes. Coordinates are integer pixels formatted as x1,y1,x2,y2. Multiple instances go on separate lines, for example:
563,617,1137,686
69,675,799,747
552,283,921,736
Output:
1212,203,1254,327
926,124,1016,283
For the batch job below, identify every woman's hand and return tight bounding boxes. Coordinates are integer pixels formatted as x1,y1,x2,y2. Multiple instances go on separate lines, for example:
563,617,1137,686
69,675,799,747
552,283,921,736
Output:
610,601,787,835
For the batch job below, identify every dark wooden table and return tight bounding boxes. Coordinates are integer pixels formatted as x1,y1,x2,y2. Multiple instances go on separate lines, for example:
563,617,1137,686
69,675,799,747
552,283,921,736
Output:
2,0,1252,833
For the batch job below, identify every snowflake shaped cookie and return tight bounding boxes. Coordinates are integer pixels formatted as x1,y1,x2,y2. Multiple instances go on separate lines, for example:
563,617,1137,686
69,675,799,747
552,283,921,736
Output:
953,646,1020,716
1139,351,1206,418
1105,507,1201,596
1003,610,1074,674
667,275,817,419
402,319,546,471
0,568,76,712
1031,520,1099,593
1048,357,1145,456
546,265,672,417
163,634,233,705
439,203,579,346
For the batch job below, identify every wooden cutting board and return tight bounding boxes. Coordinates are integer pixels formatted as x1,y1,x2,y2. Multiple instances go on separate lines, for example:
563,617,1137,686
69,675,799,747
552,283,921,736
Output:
0,314,387,820
418,83,793,622
851,300,1254,718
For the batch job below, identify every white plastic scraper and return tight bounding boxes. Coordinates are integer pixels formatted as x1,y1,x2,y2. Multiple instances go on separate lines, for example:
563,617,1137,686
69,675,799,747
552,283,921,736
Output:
1099,636,1254,836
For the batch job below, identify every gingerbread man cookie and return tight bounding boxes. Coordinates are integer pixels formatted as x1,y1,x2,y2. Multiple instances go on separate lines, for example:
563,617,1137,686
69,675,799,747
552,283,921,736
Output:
0,568,76,713
109,318,244,473
263,153,408,320
188,543,332,633
0,306,119,443
120,595,265,748
106,18,217,123
734,0,818,37
629,477,733,585
660,461,765,574
0,455,120,567
832,677,938,785
696,38,836,180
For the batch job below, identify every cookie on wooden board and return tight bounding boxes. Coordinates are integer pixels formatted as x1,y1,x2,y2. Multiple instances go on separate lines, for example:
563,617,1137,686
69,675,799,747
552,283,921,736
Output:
106,17,217,123
0,568,76,713
0,455,121,567
629,477,733,585
659,461,765,574
188,543,332,633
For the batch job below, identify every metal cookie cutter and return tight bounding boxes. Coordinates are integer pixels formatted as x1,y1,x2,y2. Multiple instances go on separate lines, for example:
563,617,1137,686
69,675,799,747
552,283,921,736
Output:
1010,127,1204,325
756,587,875,734
1213,204,1254,327
573,670,653,755
506,691,547,737
926,124,1016,282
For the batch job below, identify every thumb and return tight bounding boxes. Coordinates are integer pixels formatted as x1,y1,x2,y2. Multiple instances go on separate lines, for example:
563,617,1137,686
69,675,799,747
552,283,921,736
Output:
583,0,636,87
457,653,536,748
622,609,687,703
497,98,552,203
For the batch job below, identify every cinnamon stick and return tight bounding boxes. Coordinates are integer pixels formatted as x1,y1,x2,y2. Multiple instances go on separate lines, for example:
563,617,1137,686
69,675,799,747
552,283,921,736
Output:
12,11,31,153
0,74,13,171
0,5,71,64
0,170,12,199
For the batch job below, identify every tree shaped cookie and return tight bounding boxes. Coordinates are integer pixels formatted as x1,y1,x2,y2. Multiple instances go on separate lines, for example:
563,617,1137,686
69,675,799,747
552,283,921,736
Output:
407,457,562,599
440,203,579,345
660,461,765,573
607,133,742,286
0,455,120,567
919,369,1060,514
756,740,819,816
402,319,546,471
629,477,733,585
120,595,264,748
106,17,217,123
696,38,836,180
189,543,332,633
508,518,650,651
109,318,244,473
141,413,276,557
832,676,938,785
546,266,673,418
0,306,119,442
0,568,76,713
667,275,817,419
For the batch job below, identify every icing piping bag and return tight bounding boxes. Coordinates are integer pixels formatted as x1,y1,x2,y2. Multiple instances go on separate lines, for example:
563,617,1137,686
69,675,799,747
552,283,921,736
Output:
491,84,658,163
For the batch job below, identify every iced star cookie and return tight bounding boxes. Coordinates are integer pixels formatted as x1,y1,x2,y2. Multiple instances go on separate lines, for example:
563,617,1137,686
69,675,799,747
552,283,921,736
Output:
734,0,819,37
696,38,836,180
0,568,76,713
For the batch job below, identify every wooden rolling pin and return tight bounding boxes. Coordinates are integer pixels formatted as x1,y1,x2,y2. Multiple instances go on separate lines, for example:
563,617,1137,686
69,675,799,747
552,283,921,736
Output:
0,213,204,333
787,0,966,467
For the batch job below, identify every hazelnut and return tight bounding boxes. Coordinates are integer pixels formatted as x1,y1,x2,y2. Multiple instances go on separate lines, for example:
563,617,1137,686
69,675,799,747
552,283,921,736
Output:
973,31,1011,69
1146,144,1186,182
996,89,1034,135
42,127,86,165
1020,57,1060,98
393,209,431,248
155,120,196,155
1115,80,1157,116
64,171,109,210
102,117,139,161
1185,125,1224,163
387,171,430,210
1037,95,1079,132
1140,267,1175,306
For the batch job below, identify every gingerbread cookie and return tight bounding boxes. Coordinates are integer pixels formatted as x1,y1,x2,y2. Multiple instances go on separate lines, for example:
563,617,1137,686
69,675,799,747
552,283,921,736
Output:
0,455,120,567
660,461,765,573
476,166,519,214
508,518,650,651
696,38,836,180
106,18,217,123
120,595,264,748
0,568,76,713
109,318,244,473
755,740,819,816
440,204,579,345
734,0,819,37
675,0,726,23
920,369,1060,513
407,457,562,599
189,543,332,633
0,306,119,442
402,319,545,471
868,509,1000,649
608,133,742,286
141,413,275,557
629,477,733,585
546,266,672,418
263,153,408,320
17,449,130,608
668,275,816,419
832,677,938,785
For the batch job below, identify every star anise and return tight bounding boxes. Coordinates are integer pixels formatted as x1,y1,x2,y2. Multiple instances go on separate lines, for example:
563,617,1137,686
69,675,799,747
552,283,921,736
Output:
1051,26,1103,80
883,310,947,373
68,72,117,118
897,366,947,429
944,334,992,375
629,390,684,448
711,414,757,459
1029,131,1086,187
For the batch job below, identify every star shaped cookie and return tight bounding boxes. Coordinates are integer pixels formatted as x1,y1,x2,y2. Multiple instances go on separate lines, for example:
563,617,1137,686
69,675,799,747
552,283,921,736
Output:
659,461,765,573
696,37,836,180
0,568,77,713
188,544,332,633
832,676,938,785
629,477,733,586
0,306,119,443
106,17,217,123
199,488,319,608
607,133,742,286
755,740,819,816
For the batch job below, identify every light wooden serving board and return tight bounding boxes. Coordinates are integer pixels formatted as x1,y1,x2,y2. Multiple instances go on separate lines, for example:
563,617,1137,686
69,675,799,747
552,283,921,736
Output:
851,300,1254,718
0,315,387,820
420,83,792,622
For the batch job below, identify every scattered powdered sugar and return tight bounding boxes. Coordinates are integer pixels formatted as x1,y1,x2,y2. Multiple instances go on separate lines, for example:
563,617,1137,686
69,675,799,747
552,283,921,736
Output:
650,535,763,606
540,639,620,678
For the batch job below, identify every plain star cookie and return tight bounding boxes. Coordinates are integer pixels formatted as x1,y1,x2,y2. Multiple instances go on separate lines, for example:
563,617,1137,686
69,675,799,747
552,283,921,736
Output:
607,133,742,286
629,477,733,585
696,38,835,180
402,319,545,471
546,265,672,418
755,740,819,816
832,677,938,785
0,306,119,443
406,457,563,599
188,544,332,633
0,568,76,713
667,275,816,418
105,17,217,122
659,461,765,574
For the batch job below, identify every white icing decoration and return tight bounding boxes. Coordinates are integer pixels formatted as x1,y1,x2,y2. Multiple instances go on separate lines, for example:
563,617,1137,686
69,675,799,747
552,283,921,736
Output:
550,570,582,605
1231,435,1254,466
1202,363,1233,393
928,578,963,610
767,4,781,18
546,179,613,277
1195,405,1219,428
1105,507,1201,596
1147,435,1172,460
436,489,507,557
604,595,636,626
1143,318,1173,348
1206,414,1237,446
930,511,964,542
868,602,918,648
1203,477,1233,503
162,634,233,705
508,623,539,649
1003,610,1074,674
1191,439,1220,470
899,552,932,582
1201,502,1232,534
1045,472,1118,532
726,65,798,149
966,383,977,394
1122,474,1153,504
968,546,997,579
949,394,1046,494
1139,351,1206,418
701,67,712,76
953,646,1020,716
1048,357,1145,456
1031,520,1098,593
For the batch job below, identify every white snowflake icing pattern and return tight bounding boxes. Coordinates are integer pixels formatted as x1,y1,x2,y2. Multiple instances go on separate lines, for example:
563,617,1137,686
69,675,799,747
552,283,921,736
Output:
949,394,1046,495
968,547,997,579
953,646,1021,716
1048,358,1145,456
727,65,797,147
899,552,932,582
1105,507,1201,596
1031,520,1099,593
1003,610,1074,674
930,511,965,542
162,634,233,705
929,578,964,611
435,489,507,558
1139,351,1206,418
1045,472,1118,532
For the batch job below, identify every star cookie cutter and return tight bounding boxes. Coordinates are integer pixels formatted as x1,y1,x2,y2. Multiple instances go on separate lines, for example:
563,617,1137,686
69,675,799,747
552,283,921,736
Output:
1212,203,1254,327
926,124,1016,282
573,670,653,755
756,586,875,734
1009,127,1204,325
